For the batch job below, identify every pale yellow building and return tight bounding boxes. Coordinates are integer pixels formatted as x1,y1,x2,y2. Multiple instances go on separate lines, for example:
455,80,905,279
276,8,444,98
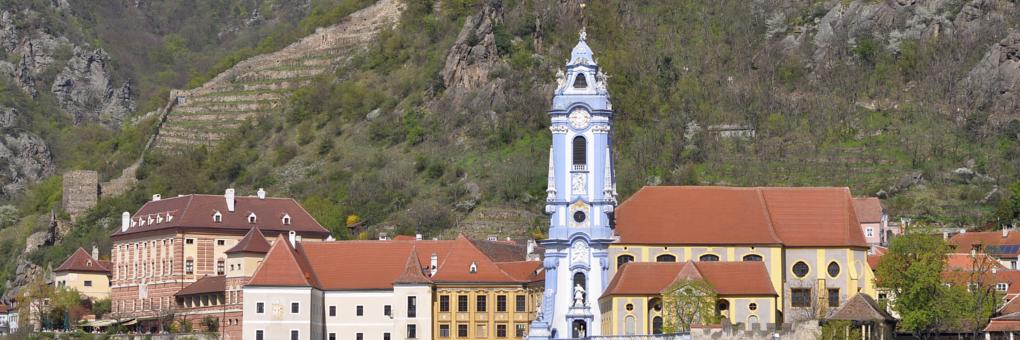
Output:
54,247,112,300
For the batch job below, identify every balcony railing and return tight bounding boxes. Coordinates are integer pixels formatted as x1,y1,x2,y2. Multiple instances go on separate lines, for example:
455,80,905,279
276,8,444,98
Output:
572,164,587,172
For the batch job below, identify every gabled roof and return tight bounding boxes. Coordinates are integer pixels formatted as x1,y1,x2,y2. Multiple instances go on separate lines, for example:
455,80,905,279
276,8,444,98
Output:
113,194,329,238
948,231,1020,257
54,248,110,274
852,197,885,223
826,293,895,321
469,239,530,262
601,261,776,298
248,236,543,291
985,313,1020,332
225,227,271,254
615,186,867,248
176,275,226,296
393,249,431,285
247,235,320,288
944,253,1006,271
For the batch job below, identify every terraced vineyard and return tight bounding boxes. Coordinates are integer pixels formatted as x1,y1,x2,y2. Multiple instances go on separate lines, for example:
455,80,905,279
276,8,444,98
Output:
152,0,402,151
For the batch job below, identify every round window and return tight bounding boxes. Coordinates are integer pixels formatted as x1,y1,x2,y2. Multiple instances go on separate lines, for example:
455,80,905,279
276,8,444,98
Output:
573,211,586,223
749,303,757,311
827,262,841,277
625,304,634,311
792,261,809,278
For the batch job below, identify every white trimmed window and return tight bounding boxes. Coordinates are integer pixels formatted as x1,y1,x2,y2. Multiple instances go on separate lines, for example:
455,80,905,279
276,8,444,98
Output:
213,211,222,223
997,283,1009,292
248,213,257,224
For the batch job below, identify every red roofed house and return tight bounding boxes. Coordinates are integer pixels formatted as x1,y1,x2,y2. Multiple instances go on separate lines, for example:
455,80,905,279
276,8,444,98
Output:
242,235,543,340
949,229,1020,270
852,197,896,250
110,189,330,338
600,261,778,333
54,246,112,300
609,186,877,329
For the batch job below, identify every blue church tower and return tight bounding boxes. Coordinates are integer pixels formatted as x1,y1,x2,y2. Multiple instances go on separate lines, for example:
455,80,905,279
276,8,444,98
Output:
530,29,617,340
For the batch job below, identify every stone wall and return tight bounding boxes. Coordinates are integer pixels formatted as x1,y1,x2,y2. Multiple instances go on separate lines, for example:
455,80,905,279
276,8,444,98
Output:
690,321,820,340
61,170,98,221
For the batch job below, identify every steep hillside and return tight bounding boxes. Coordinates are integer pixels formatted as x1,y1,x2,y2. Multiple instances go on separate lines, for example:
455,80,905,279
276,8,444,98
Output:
153,0,402,151
9,0,1020,298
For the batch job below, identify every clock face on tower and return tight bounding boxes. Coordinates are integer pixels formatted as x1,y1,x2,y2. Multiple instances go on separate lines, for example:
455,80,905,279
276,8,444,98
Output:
568,107,591,129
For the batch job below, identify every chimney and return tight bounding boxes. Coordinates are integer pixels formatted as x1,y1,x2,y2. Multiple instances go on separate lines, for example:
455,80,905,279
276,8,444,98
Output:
257,188,266,200
92,246,99,260
225,188,236,212
972,247,978,258
527,239,536,255
121,212,130,232
1004,227,1010,238
152,194,161,201
288,230,297,247
943,232,949,240
430,253,438,276
415,233,423,241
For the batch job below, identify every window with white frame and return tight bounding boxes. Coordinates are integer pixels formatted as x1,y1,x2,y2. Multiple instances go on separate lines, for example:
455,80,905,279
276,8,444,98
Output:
998,283,1009,292
256,302,265,313
248,213,257,224
255,330,264,340
291,302,299,314
866,228,874,237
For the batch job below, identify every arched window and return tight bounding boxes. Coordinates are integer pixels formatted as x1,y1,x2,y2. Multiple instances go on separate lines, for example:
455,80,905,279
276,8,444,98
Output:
617,255,634,269
624,316,636,335
247,213,257,224
213,211,222,223
742,254,763,262
699,254,720,262
282,213,292,225
652,316,663,334
572,136,586,165
717,299,730,313
656,254,676,262
573,73,588,88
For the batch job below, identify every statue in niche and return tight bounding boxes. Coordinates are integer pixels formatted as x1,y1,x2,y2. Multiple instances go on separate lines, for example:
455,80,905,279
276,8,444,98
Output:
573,283,586,307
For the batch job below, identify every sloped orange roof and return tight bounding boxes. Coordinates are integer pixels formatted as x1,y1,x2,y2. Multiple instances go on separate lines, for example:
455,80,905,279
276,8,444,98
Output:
615,186,866,247
948,231,1020,256
985,313,1020,332
602,261,776,298
852,198,884,223
867,246,888,270
247,235,320,288
225,227,271,254
54,248,110,274
945,253,1006,271
254,236,543,291
394,249,431,285
114,194,329,238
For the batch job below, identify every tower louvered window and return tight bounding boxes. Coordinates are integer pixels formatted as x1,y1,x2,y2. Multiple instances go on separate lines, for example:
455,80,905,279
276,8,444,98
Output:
572,137,586,165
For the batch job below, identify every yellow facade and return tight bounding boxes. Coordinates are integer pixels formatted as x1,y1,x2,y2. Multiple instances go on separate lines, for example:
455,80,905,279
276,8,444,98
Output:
608,244,877,325
54,271,111,300
433,286,542,340
600,295,778,335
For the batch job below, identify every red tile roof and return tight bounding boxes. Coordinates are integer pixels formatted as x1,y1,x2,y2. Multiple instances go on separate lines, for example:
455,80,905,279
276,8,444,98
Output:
945,253,1006,271
985,313,1020,332
948,231,1020,257
394,250,431,285
114,194,329,238
615,186,867,247
852,198,885,223
867,247,888,270
176,275,226,296
248,236,542,291
225,227,271,254
247,235,321,287
54,248,111,274
602,261,776,298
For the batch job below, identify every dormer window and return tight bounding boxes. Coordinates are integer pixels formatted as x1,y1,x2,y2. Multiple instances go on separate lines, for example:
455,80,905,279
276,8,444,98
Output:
213,211,222,223
86,260,92,267
282,214,292,225
573,73,588,88
167,213,174,222
248,213,257,224
469,262,478,273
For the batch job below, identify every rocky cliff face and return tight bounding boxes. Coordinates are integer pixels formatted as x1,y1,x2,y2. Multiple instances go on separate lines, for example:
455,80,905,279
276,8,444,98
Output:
51,47,136,126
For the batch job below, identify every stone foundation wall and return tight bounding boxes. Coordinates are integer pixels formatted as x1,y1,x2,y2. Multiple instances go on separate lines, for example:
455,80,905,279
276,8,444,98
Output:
62,170,98,221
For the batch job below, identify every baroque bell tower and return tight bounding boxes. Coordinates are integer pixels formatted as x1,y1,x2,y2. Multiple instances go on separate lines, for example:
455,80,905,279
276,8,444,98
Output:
530,28,617,340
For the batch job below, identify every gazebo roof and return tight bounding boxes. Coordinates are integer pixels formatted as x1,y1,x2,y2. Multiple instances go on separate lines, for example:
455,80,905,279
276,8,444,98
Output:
826,294,896,322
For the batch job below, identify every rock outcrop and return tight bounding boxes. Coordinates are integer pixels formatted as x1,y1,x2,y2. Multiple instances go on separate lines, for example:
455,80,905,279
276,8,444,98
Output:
439,3,508,111
0,131,54,199
51,47,136,126
961,31,1020,121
